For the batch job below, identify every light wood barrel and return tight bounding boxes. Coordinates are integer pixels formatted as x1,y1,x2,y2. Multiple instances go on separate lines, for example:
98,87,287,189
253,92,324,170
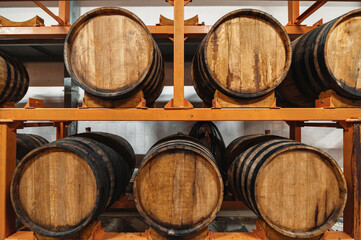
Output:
0,51,29,105
192,9,292,106
16,134,48,163
276,9,361,107
134,136,223,236
11,136,131,238
64,7,165,106
228,136,347,238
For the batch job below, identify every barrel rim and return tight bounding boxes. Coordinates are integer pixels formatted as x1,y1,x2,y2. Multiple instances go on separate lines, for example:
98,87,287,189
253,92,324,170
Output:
203,9,292,99
324,8,361,98
64,7,155,99
134,142,223,236
254,144,347,238
10,142,102,238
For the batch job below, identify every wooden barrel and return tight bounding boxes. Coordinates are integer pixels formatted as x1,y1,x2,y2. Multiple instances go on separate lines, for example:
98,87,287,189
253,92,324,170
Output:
0,51,29,105
189,122,226,176
11,136,131,238
228,136,347,238
16,134,48,163
134,136,223,236
224,134,285,174
192,9,292,106
276,9,361,107
74,132,136,176
64,7,164,106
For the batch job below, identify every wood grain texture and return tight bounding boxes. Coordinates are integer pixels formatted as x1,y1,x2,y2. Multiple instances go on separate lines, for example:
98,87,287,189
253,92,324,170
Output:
65,7,165,105
326,15,361,92
11,136,132,238
192,9,291,105
276,9,361,107
228,136,347,238
134,137,223,236
18,149,97,231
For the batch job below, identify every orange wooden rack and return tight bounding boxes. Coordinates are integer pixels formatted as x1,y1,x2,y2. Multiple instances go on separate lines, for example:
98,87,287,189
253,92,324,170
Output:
1,1,361,240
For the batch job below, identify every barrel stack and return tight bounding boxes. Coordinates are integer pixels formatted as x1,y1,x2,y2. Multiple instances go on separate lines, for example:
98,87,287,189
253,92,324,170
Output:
276,9,361,107
227,135,347,239
11,132,135,238
134,134,223,237
64,7,165,107
0,51,29,106
192,9,292,106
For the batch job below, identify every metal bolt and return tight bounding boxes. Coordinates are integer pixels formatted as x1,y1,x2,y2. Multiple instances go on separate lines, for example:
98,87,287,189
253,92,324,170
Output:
321,100,324,103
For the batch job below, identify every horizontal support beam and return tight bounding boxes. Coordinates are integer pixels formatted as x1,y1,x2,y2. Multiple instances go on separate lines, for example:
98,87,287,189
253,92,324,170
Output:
0,108,360,121
0,25,211,40
0,24,315,41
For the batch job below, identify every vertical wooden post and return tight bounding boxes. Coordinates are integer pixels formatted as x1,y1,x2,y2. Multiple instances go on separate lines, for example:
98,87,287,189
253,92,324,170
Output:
165,0,192,109
288,0,300,25
173,0,185,107
55,121,70,140
0,123,17,240
58,0,70,25
343,122,361,239
289,121,302,142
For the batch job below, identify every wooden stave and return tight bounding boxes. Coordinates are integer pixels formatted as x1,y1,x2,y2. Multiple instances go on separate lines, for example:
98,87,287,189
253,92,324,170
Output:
16,134,49,163
0,52,29,105
228,137,347,238
11,136,130,238
192,9,292,103
276,9,361,107
64,7,165,104
134,137,223,236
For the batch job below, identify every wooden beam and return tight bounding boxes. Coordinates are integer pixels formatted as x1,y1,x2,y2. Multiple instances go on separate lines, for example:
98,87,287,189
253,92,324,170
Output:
0,124,17,240
295,1,327,24
343,122,361,239
288,0,300,25
173,0,185,107
33,1,64,25
58,0,70,26
288,122,302,142
0,109,359,121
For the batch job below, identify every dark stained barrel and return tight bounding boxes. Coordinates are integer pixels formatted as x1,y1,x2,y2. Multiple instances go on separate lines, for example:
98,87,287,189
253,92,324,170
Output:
224,134,285,174
228,135,347,238
64,7,164,106
16,134,48,163
189,121,226,175
134,136,223,236
0,51,29,105
74,132,136,176
276,9,361,107
11,136,132,238
192,9,292,106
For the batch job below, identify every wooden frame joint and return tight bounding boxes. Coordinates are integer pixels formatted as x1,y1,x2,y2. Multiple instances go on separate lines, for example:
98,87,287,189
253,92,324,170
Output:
164,98,193,110
24,98,46,109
